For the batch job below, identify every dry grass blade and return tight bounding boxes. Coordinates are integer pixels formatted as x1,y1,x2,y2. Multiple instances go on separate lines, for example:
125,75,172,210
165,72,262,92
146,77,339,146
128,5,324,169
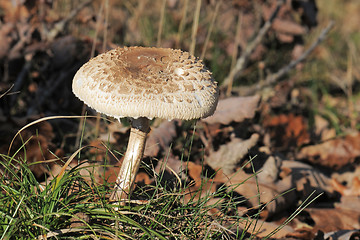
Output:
200,0,221,60
94,0,111,138
157,0,167,47
190,0,202,55
53,146,87,191
102,0,109,51
76,1,104,146
37,227,100,240
176,0,189,48
0,84,15,98
8,115,102,155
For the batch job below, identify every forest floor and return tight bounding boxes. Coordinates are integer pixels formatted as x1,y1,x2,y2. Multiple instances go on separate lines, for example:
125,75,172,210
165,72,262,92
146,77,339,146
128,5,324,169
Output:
1,0,360,239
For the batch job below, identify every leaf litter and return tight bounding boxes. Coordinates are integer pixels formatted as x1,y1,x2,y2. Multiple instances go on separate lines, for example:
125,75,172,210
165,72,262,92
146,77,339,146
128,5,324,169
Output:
0,0,359,239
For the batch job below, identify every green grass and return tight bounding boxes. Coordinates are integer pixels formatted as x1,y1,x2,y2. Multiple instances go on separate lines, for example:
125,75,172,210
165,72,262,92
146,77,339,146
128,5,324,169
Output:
0,153,239,239
0,118,320,239
0,148,321,239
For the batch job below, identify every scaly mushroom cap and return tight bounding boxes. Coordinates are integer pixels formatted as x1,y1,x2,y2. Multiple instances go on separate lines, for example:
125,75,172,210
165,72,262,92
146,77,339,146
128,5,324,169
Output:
72,46,218,120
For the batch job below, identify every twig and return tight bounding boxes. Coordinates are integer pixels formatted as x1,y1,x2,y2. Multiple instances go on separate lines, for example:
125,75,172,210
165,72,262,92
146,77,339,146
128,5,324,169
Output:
239,20,334,95
27,63,83,116
222,0,284,88
0,84,14,99
47,0,93,41
8,25,33,60
10,61,32,106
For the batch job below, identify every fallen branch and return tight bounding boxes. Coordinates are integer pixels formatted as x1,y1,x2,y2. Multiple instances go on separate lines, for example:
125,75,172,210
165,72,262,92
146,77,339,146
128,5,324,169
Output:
46,0,93,41
222,0,284,89
262,21,334,87
237,21,334,96
0,84,14,99
27,62,83,116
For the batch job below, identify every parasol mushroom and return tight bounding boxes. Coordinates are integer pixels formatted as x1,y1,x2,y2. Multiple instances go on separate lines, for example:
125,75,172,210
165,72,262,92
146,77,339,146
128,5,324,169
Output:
72,46,218,202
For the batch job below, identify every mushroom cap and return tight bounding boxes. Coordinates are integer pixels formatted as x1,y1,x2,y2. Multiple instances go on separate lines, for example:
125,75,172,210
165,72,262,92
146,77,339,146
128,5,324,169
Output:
72,46,218,120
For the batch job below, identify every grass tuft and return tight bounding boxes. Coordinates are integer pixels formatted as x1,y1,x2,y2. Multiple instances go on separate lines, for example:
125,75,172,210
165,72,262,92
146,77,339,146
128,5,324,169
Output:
0,124,319,239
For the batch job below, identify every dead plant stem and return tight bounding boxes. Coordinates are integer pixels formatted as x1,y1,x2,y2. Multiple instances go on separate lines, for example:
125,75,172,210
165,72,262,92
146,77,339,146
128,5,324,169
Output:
226,10,243,97
176,0,189,48
48,0,93,41
222,0,284,88
200,1,221,60
260,21,335,90
190,0,202,55
236,21,335,96
157,0,167,47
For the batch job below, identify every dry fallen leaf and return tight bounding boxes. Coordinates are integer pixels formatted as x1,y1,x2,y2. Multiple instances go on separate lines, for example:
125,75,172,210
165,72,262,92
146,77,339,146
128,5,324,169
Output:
335,196,360,213
280,160,334,194
206,133,259,174
186,161,204,187
144,120,177,157
272,19,307,36
3,119,58,179
70,212,90,228
0,1,30,23
135,172,152,185
324,230,360,240
331,165,360,187
0,23,15,60
285,227,317,240
314,115,336,141
154,154,184,176
297,131,360,169
202,95,260,125
263,113,310,150
257,155,282,183
213,168,296,219
20,135,53,178
288,203,360,239
331,177,360,197
305,208,360,233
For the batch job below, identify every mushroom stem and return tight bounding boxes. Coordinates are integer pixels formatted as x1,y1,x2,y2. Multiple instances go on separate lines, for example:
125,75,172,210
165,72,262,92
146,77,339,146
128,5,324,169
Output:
110,117,150,202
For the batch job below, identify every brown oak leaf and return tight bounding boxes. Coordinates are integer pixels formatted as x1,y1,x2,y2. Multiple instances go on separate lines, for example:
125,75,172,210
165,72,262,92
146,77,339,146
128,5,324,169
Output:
202,95,260,125
297,131,360,169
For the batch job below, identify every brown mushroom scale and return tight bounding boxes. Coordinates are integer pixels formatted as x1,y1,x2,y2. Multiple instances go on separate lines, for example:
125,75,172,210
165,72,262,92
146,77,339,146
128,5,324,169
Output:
73,46,218,121
72,46,218,203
